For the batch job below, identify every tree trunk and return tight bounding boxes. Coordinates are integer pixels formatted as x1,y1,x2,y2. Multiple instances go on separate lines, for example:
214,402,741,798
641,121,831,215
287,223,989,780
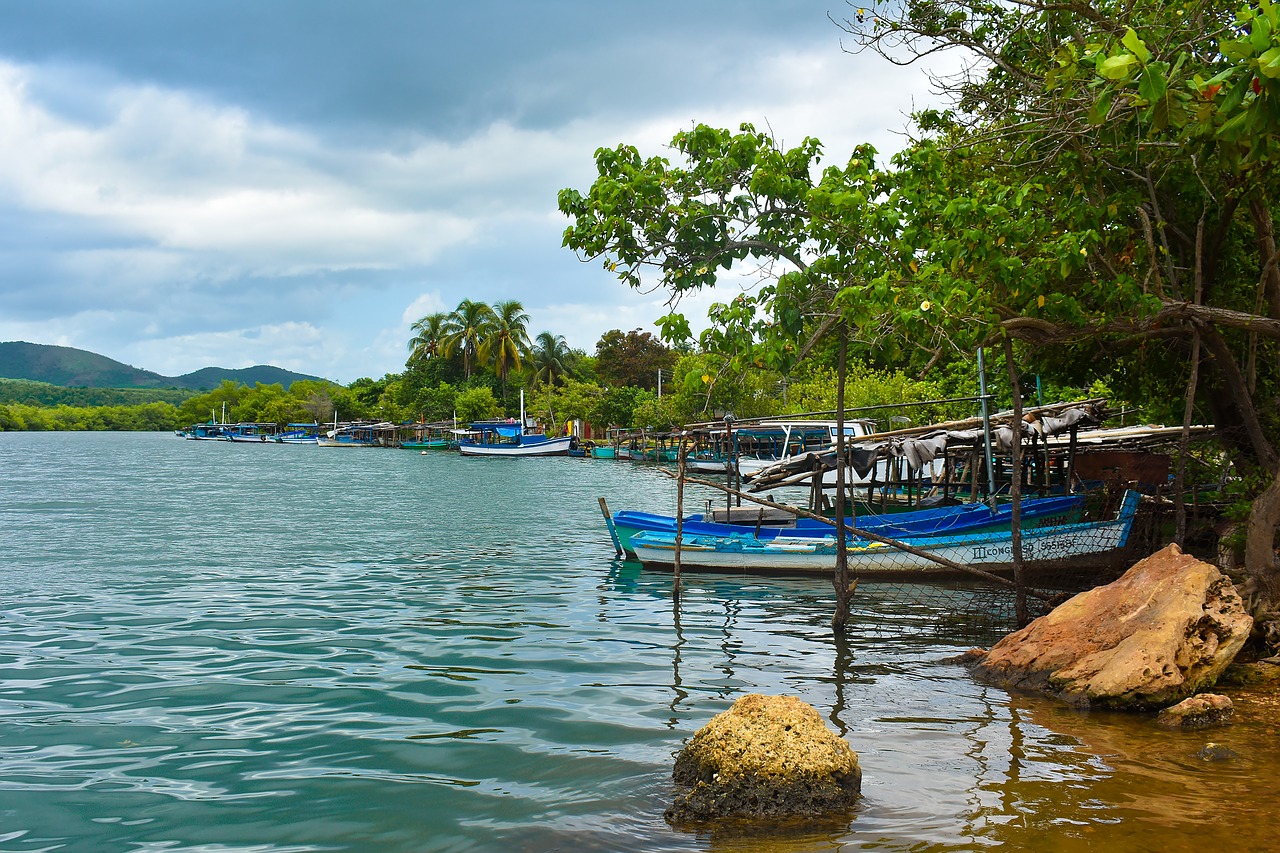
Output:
1247,470,1280,605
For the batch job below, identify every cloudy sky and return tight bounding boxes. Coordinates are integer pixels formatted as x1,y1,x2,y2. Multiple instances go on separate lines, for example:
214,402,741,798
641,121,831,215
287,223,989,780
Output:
0,1,946,384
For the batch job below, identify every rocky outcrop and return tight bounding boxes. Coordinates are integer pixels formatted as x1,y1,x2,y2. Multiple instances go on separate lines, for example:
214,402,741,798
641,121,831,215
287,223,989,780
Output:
665,694,861,824
974,544,1253,710
1155,693,1234,729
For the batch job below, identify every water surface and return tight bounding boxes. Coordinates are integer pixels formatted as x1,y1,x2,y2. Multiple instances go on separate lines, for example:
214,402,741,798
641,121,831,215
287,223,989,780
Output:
0,432,1275,851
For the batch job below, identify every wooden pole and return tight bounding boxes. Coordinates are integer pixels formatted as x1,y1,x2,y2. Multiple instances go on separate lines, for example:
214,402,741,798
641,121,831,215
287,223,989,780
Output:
1003,335,1029,625
833,326,853,633
674,434,686,600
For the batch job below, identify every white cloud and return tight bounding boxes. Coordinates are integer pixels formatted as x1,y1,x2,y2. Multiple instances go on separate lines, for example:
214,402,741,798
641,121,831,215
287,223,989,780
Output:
0,19,957,382
400,292,447,326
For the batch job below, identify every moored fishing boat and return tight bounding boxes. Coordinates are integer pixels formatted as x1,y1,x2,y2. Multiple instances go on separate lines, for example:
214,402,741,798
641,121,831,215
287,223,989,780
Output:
456,422,573,457
317,422,386,447
609,493,1086,557
456,390,573,457
274,423,321,444
184,423,230,441
627,491,1141,578
224,423,279,442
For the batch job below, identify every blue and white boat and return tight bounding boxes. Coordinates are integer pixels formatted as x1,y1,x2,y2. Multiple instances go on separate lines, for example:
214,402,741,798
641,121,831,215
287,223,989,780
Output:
457,391,573,457
457,423,573,457
274,423,321,444
608,493,1086,557
224,423,279,443
627,491,1142,578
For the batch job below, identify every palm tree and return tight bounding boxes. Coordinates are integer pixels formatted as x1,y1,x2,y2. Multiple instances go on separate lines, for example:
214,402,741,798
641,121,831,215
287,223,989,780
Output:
480,300,531,408
441,299,496,379
529,331,571,387
406,312,450,367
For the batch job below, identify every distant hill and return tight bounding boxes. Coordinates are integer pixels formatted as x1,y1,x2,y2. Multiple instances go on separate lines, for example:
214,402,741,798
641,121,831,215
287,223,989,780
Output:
0,341,327,391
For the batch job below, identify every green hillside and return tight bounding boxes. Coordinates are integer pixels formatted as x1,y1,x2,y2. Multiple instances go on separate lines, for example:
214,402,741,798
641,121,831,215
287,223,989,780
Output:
0,342,170,388
0,341,325,390
175,365,324,390
0,379,196,407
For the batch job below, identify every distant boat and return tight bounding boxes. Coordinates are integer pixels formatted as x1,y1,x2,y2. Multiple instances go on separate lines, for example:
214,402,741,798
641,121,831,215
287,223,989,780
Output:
456,422,573,457
684,449,731,473
456,390,573,458
733,418,942,485
627,491,1141,578
183,423,230,441
317,421,387,447
609,493,1086,557
401,437,450,450
274,423,321,444
223,423,279,443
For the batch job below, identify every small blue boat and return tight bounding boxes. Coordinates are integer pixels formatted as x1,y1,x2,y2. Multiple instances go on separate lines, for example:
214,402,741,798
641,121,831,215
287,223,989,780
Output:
628,491,1141,578
608,493,1086,557
274,423,321,444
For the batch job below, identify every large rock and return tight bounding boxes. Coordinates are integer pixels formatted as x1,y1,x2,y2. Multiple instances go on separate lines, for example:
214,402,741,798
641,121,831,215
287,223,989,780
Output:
974,544,1253,710
1155,693,1234,729
665,693,861,823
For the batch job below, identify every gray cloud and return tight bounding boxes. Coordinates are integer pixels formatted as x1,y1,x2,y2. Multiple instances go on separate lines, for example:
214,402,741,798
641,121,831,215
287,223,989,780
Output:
0,0,946,383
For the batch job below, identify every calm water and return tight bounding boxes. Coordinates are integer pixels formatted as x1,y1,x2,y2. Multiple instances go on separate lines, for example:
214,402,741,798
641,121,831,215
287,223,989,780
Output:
0,432,1277,852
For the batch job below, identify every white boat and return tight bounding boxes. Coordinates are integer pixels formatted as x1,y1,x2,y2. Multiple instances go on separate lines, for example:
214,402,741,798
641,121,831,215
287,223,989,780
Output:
629,491,1142,578
457,390,573,457
456,423,573,457
732,419,942,486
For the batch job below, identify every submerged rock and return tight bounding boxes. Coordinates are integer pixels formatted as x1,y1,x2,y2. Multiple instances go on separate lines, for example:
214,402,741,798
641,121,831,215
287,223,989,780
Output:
974,544,1253,710
665,694,861,824
1195,742,1240,762
1156,693,1234,729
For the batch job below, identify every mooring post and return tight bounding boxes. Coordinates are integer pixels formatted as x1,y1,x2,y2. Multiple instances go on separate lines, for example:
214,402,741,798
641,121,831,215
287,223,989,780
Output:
599,496,622,557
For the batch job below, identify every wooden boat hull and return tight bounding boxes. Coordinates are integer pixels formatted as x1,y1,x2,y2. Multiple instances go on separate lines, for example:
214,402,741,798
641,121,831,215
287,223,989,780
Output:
629,491,1140,578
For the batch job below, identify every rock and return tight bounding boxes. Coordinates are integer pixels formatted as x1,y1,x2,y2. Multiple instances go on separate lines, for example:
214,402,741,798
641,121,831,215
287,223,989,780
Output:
1155,693,1234,729
1195,742,1240,762
1218,660,1280,687
974,544,1253,710
943,648,988,666
665,694,861,824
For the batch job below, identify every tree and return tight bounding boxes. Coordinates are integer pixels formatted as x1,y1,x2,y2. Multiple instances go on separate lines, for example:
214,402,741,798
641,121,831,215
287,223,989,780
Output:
594,329,677,390
481,300,531,408
528,331,572,387
831,0,1280,610
407,312,450,367
589,385,642,430
556,9,1280,628
454,386,502,424
630,391,679,431
442,299,497,379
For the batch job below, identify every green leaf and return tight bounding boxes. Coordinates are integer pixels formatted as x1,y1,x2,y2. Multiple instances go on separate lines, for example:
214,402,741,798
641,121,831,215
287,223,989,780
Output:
1121,28,1151,64
1137,65,1168,102
1221,37,1256,62
1099,54,1140,80
1252,14,1273,53
1260,45,1280,78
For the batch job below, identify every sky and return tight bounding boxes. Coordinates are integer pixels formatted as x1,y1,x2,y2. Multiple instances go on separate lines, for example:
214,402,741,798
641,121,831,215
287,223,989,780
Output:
0,1,948,384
